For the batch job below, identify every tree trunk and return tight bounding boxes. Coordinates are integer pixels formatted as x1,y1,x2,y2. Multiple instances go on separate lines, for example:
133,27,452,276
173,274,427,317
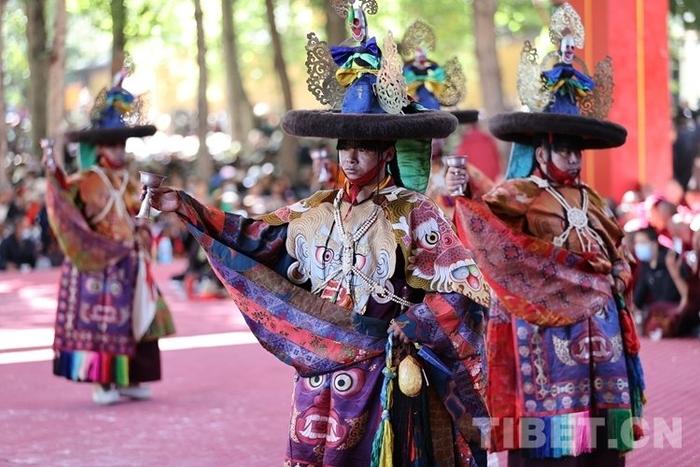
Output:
0,0,8,190
221,0,254,144
111,0,127,76
47,0,66,165
264,0,294,111
194,0,212,182
264,0,297,179
325,1,345,45
472,0,505,118
24,0,49,159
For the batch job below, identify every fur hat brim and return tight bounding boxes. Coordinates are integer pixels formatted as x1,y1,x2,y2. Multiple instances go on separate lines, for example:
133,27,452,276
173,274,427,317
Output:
451,110,479,124
282,110,457,141
489,112,627,150
66,125,157,145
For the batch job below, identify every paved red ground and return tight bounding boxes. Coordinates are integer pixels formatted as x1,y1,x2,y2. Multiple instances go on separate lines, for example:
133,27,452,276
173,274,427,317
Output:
1,263,699,466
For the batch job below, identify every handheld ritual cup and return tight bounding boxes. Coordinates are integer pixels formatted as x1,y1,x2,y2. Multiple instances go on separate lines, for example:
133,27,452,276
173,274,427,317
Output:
136,171,166,220
443,155,468,196
40,138,57,173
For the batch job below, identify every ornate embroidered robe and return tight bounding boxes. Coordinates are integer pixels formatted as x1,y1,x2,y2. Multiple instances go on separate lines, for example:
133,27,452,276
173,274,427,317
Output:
455,177,644,460
177,183,491,466
46,166,174,386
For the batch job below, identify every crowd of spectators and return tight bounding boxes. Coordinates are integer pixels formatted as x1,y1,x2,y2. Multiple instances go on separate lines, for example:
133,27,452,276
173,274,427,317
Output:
0,167,63,272
617,107,700,338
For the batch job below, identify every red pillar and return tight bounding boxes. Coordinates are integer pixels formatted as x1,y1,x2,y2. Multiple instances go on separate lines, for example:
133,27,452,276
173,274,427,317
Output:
569,0,671,200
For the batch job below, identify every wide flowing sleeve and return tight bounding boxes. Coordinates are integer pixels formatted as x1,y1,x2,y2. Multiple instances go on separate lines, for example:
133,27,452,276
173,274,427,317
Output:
176,191,291,274
466,164,495,201
175,191,386,376
586,187,633,289
45,171,131,272
480,178,537,233
454,196,612,327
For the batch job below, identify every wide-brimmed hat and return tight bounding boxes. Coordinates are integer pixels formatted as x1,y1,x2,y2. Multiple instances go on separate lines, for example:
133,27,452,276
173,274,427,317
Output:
66,125,156,145
286,4,463,193
451,109,479,125
282,108,457,141
489,112,626,149
495,0,627,180
286,3,461,144
66,67,155,146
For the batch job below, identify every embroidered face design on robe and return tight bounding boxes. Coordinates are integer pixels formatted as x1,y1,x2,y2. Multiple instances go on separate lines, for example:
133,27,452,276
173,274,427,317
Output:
553,310,623,366
290,362,379,452
406,198,483,293
77,261,133,335
286,201,397,313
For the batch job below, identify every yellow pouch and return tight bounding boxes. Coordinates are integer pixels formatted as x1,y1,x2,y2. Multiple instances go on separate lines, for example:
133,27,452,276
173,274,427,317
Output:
398,355,423,397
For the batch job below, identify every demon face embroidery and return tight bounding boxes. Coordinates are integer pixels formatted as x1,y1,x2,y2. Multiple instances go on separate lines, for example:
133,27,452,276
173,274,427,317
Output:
289,361,380,453
286,201,397,313
407,198,483,293
77,268,132,333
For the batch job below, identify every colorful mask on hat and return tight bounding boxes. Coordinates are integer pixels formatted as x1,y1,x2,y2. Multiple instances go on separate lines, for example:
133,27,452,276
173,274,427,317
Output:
399,19,465,110
503,1,620,179
66,60,154,170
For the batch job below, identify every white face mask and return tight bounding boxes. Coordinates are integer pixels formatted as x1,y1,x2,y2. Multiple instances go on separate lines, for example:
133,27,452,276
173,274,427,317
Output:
560,35,576,65
634,242,654,262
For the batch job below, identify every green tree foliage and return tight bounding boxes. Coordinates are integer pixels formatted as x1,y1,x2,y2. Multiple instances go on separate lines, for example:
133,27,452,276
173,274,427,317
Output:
671,0,700,30
3,0,29,108
2,0,555,121
493,0,544,36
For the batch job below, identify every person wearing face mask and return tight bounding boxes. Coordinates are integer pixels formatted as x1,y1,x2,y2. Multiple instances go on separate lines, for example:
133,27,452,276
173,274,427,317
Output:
631,228,683,336
147,4,492,465
445,3,645,466
42,66,174,406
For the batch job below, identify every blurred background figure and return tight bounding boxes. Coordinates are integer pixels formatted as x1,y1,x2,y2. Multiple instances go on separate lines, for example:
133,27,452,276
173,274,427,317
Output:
632,227,682,337
667,228,700,337
453,119,502,182
44,67,175,405
0,215,38,271
672,109,699,190
647,197,677,243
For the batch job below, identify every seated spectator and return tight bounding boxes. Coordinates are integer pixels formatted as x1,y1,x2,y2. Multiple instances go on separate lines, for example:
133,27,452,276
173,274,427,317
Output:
665,228,700,337
632,227,684,336
5,183,27,223
0,216,38,271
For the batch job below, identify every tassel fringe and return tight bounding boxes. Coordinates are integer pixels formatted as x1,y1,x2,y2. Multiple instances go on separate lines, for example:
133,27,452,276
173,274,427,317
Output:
607,409,635,453
54,350,130,386
371,336,396,467
526,411,593,459
523,409,635,458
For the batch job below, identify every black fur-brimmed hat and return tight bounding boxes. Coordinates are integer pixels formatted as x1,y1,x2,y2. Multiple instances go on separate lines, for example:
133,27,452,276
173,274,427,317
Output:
66,125,157,145
282,109,458,141
489,112,627,150
451,110,479,125
66,66,155,146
